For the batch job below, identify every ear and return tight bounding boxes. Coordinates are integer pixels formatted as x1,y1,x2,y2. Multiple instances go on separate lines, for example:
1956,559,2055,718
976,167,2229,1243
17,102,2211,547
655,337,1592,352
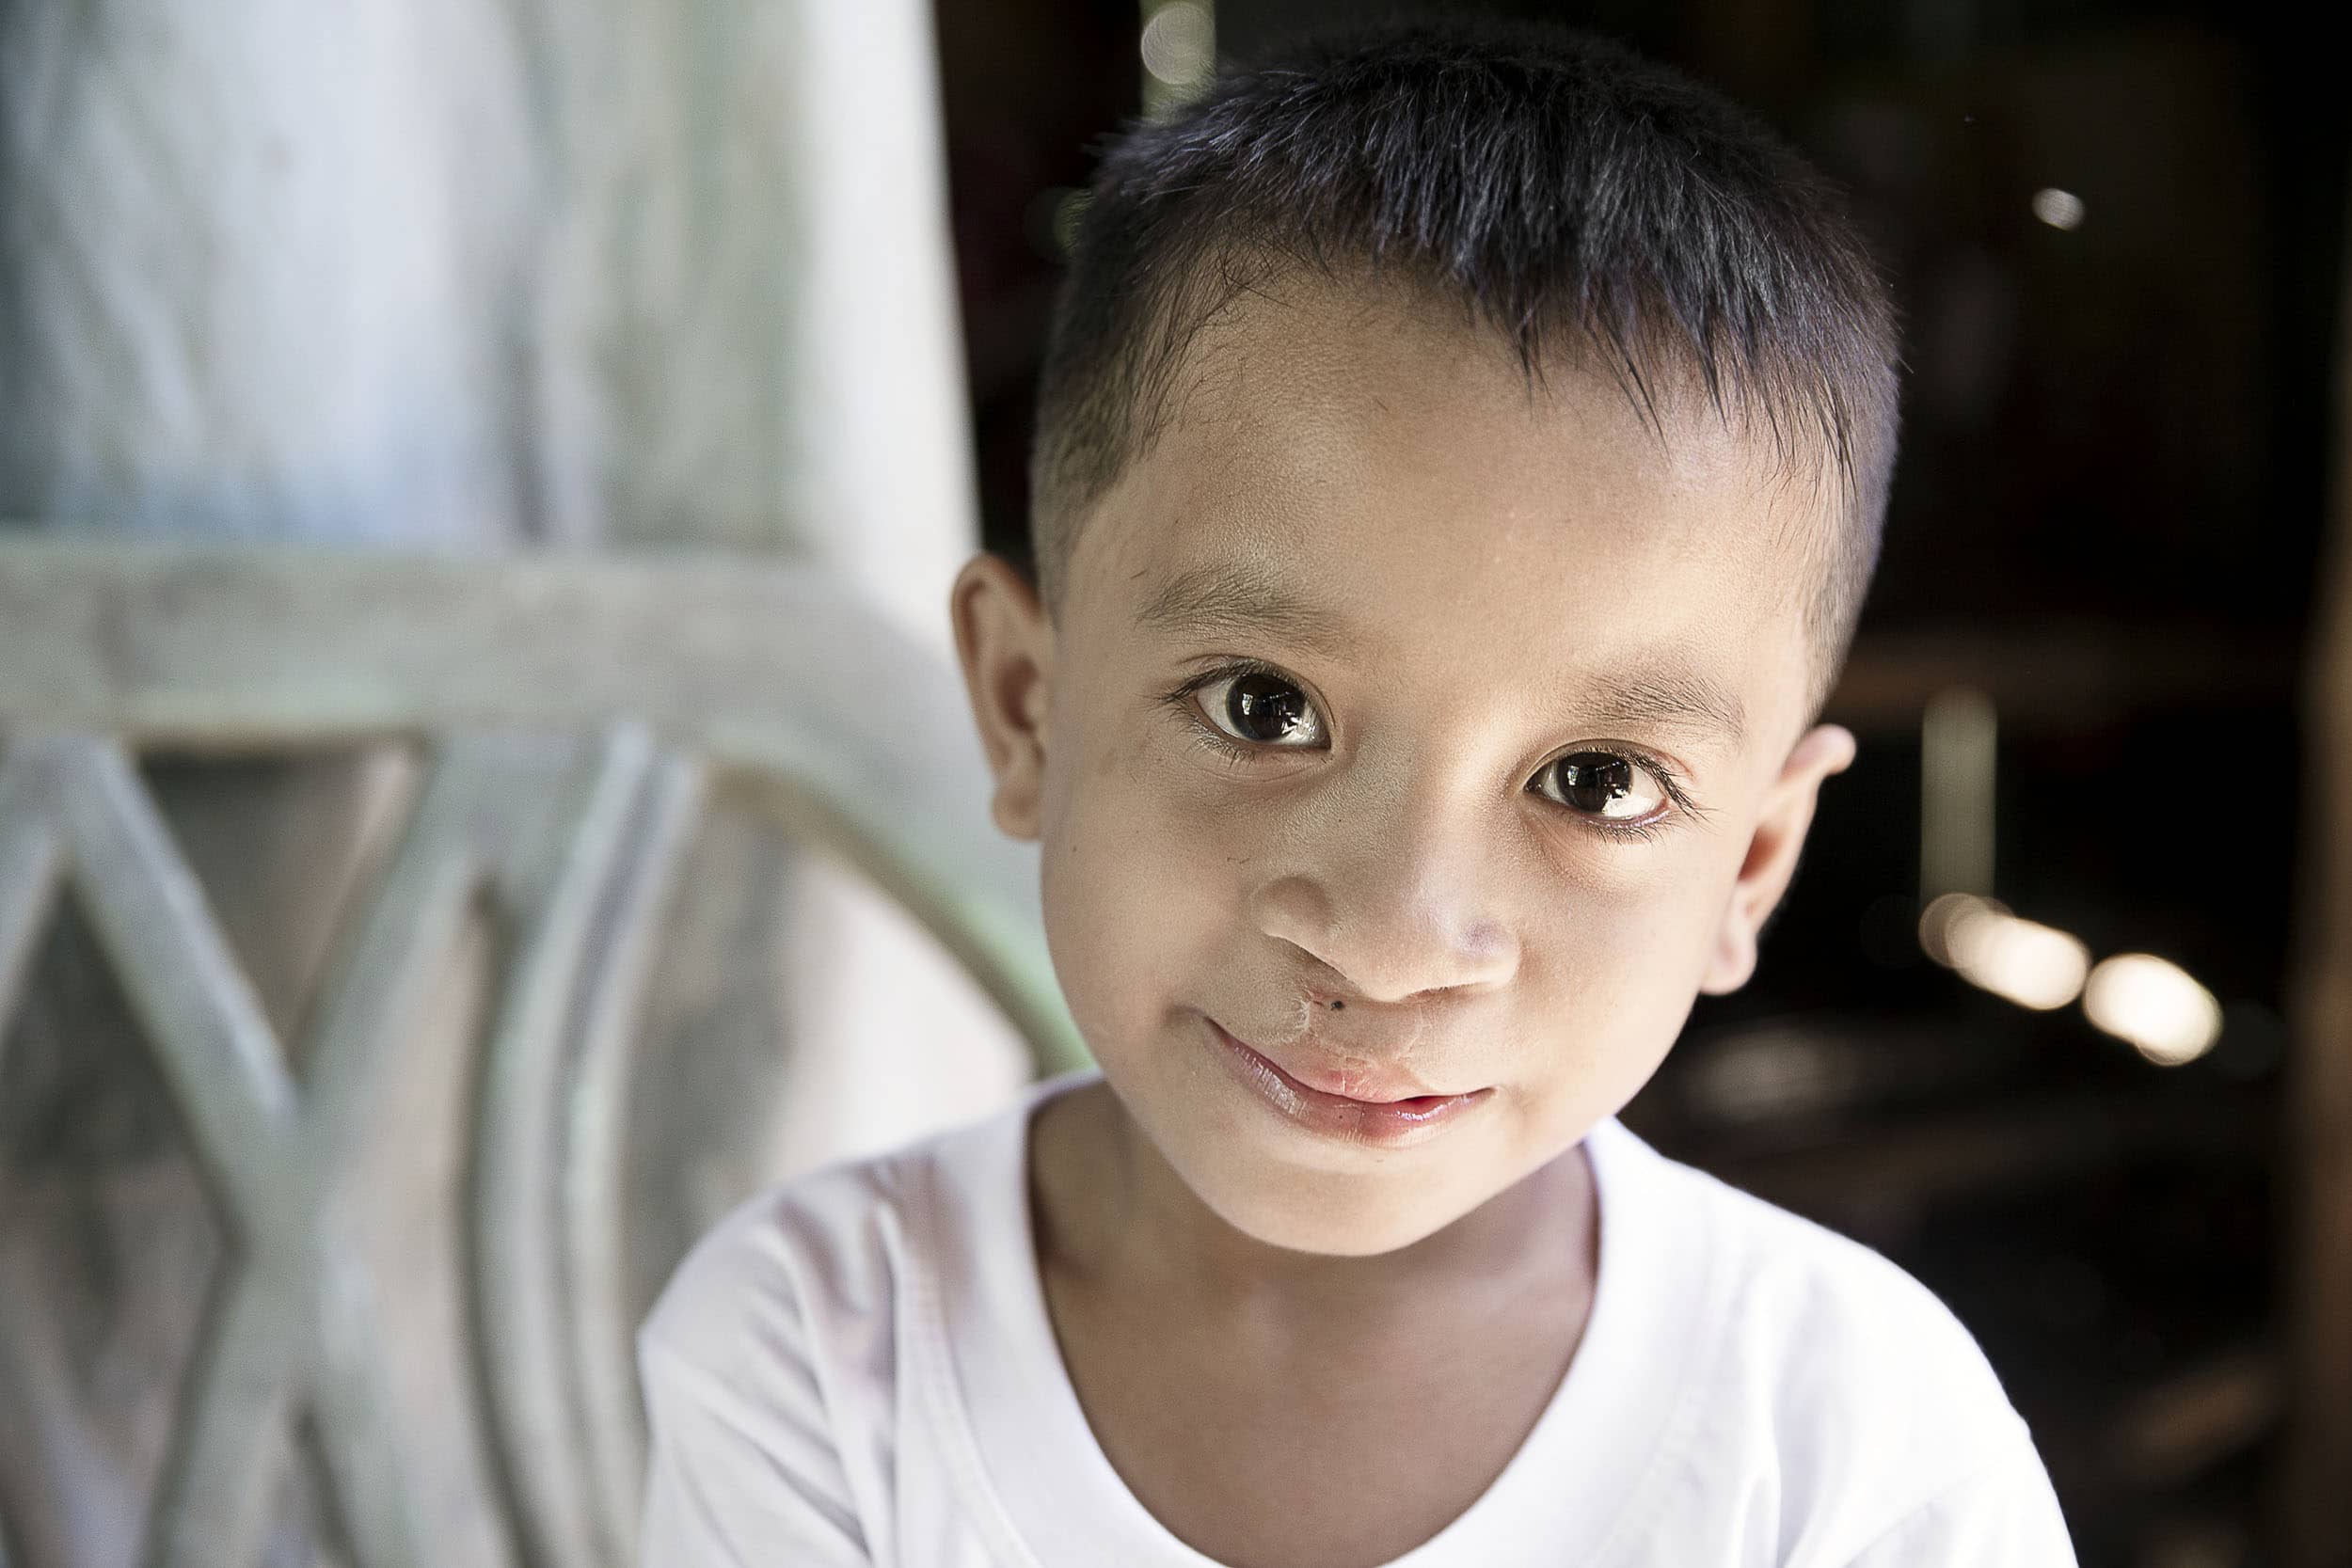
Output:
1698,723,1857,995
948,551,1056,842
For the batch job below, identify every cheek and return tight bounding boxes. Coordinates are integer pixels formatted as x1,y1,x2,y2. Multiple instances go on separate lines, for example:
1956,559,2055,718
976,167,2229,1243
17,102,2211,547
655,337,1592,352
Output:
1553,863,1729,982
1038,721,1248,1058
1502,862,1730,1103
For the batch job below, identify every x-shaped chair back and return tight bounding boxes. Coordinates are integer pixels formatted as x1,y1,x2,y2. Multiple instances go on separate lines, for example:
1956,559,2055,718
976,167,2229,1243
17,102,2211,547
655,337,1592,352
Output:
0,540,1082,1568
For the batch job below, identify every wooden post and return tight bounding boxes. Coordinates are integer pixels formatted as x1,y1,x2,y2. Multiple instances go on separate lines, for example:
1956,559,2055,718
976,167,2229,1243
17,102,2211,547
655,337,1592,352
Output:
2280,172,2352,1568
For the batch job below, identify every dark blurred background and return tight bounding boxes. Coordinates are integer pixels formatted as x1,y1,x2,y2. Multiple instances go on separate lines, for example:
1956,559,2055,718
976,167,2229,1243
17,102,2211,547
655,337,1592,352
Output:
934,3,2348,1564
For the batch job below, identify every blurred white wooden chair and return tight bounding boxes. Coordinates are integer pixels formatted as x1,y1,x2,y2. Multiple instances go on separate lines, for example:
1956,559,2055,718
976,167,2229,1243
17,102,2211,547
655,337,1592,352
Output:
0,538,1084,1568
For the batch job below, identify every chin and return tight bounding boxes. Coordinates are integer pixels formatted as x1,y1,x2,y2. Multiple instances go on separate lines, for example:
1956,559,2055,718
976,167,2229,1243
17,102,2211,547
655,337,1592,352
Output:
1193,1166,1463,1258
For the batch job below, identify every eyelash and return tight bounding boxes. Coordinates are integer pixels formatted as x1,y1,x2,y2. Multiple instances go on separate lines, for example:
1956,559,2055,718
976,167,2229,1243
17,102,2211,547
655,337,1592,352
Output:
1154,658,1707,845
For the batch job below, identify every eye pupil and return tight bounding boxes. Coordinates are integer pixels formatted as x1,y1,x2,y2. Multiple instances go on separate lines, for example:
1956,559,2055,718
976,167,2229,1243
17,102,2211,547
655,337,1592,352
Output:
1228,673,1311,742
1557,753,1633,813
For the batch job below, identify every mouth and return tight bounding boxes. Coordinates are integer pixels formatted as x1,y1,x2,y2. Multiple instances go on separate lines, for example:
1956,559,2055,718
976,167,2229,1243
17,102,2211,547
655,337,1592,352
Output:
1201,1015,1493,1146
1235,1032,1457,1103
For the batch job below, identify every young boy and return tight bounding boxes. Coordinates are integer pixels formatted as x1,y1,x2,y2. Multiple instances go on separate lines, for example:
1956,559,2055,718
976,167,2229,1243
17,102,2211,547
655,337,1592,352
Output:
636,15,2078,1566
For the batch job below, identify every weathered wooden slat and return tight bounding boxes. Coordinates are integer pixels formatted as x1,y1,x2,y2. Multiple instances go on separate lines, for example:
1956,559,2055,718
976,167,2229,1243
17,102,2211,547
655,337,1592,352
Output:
0,539,1085,1077
145,1267,312,1568
0,748,64,1044
297,736,571,1146
562,747,708,1566
0,541,955,740
2282,178,2352,1568
469,726,674,1568
308,1249,436,1568
58,738,299,1212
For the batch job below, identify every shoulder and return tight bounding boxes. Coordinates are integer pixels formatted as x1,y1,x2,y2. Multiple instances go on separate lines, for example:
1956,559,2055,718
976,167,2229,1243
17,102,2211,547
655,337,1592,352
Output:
631,1148,915,1497
637,1096,1011,1390
1840,1436,2078,1566
631,1103,1035,1567
1607,1129,2055,1558
1691,1163,2019,1435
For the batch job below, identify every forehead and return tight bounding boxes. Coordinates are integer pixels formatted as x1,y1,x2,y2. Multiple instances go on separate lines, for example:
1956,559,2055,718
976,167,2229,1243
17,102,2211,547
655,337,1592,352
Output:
1073,273,1830,750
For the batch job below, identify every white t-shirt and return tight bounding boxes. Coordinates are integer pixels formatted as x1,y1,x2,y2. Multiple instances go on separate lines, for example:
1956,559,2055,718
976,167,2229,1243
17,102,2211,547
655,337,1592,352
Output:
637,1068,2078,1567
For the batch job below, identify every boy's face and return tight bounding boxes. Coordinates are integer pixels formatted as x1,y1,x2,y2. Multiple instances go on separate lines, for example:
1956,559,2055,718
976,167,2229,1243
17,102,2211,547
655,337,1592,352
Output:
954,274,1855,1259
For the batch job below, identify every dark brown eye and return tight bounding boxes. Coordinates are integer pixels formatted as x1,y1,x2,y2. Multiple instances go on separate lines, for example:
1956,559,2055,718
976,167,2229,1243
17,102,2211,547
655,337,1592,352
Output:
1536,751,1666,820
1204,670,1324,745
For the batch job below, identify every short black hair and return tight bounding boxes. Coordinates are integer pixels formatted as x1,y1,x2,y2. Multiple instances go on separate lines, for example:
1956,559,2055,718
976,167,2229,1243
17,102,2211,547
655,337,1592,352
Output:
1026,11,1903,718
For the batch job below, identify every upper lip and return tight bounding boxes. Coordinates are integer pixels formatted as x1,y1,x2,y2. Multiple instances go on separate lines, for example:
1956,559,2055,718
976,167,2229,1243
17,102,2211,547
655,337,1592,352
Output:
1210,1018,1465,1103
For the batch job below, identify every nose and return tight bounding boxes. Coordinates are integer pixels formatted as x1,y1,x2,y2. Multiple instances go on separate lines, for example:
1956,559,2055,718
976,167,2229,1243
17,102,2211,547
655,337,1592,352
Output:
1246,786,1521,1006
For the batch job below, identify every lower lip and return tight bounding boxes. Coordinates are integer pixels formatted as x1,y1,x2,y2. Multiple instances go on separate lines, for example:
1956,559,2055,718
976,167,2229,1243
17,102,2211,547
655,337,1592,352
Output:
1203,1017,1491,1148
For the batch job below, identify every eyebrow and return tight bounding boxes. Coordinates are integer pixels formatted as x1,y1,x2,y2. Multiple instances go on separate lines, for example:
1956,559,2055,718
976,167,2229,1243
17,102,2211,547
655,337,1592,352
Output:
1582,663,1749,749
1136,561,1359,659
1134,561,1749,749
